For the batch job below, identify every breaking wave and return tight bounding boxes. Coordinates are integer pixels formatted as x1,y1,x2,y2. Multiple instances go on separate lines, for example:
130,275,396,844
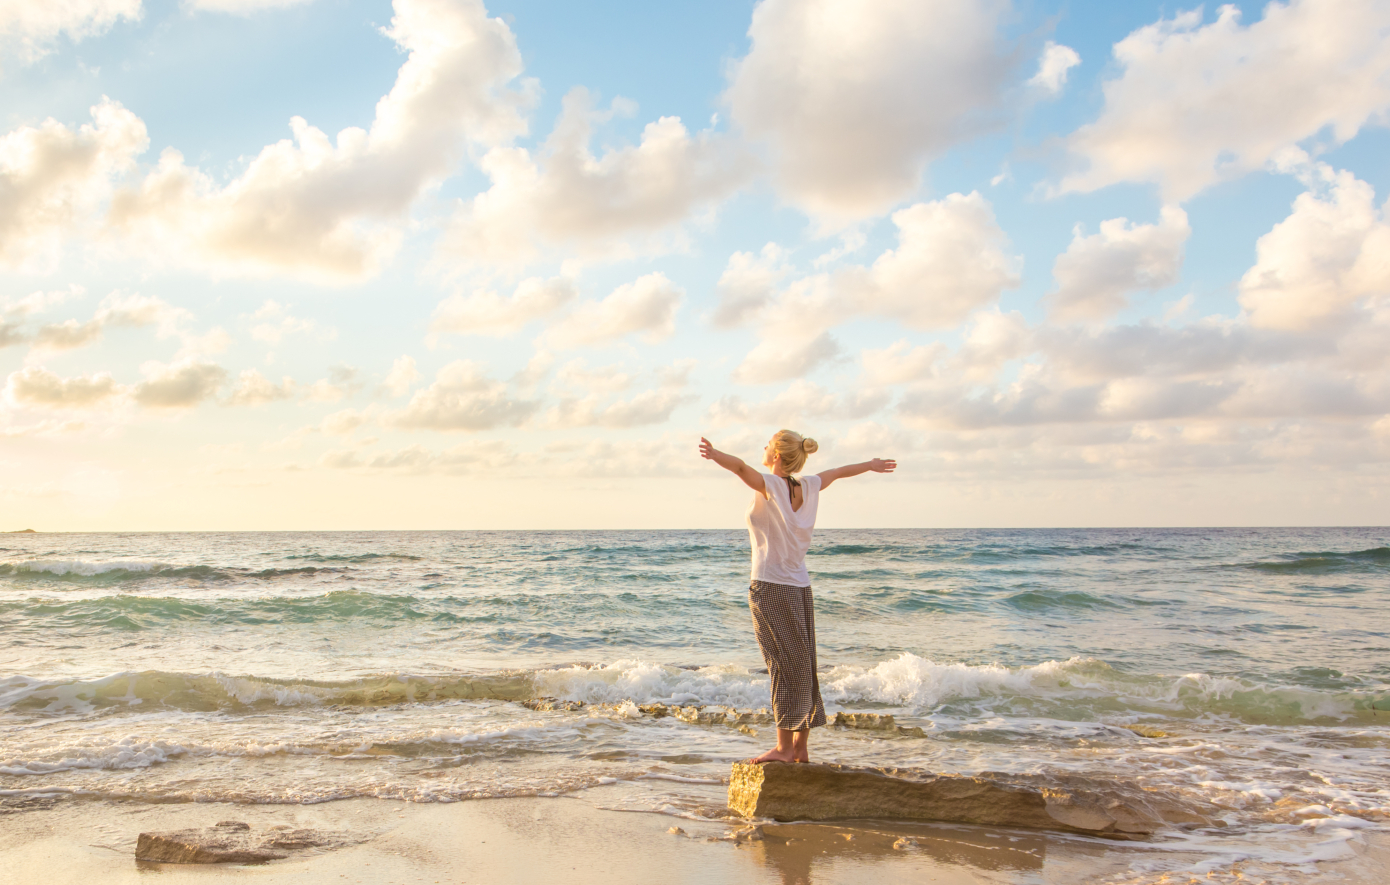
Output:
8,656,1381,726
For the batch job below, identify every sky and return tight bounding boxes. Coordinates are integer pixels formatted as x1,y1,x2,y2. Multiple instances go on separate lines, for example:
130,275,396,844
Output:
1,0,1388,531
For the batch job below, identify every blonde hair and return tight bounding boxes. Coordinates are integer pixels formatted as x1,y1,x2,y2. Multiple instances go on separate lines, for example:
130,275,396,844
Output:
771,429,818,474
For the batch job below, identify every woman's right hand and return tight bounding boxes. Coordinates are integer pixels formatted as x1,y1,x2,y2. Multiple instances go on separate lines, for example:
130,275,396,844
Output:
868,458,897,473
699,437,716,460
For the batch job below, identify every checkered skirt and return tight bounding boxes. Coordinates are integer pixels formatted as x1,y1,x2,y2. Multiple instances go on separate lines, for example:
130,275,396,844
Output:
748,579,827,731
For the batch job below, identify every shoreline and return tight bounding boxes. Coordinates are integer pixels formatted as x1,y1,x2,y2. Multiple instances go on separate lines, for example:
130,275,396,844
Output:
3,793,1387,885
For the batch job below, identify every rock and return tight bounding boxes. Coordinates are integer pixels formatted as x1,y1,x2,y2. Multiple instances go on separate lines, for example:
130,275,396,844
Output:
893,837,919,850
674,707,728,726
520,697,585,712
727,826,764,843
832,712,927,738
135,822,340,864
832,712,897,730
728,762,1184,838
667,826,686,836
1122,724,1170,739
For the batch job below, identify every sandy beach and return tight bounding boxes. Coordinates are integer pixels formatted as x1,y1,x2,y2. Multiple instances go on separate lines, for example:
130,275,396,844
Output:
3,792,1388,885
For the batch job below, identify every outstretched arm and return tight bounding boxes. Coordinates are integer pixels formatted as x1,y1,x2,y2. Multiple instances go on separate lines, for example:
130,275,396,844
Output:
699,437,766,494
817,458,896,491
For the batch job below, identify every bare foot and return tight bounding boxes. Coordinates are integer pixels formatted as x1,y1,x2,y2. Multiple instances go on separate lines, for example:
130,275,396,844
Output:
747,747,797,764
794,752,810,763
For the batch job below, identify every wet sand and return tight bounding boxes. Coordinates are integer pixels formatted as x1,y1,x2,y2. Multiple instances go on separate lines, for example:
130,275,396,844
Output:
1,794,1386,885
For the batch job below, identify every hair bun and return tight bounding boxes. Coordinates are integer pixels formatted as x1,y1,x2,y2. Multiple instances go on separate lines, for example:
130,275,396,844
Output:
801,438,819,454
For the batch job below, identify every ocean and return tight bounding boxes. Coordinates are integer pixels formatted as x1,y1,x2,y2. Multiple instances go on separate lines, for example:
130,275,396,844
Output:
2,528,1387,879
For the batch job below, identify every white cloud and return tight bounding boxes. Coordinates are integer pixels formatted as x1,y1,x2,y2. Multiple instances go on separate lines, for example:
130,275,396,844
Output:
305,365,361,403
721,192,1021,350
442,87,752,268
545,388,693,428
0,0,140,64
544,272,682,348
32,319,103,351
1096,376,1236,421
1059,0,1390,200
552,359,633,394
1028,41,1081,94
732,332,841,385
94,291,188,335
1214,366,1386,419
174,327,231,361
707,380,889,428
132,359,227,408
811,230,867,270
511,349,555,391
4,366,121,407
382,355,421,397
225,369,295,406
0,417,87,438
1037,320,1320,383
0,99,148,271
318,406,375,435
847,193,1021,328
861,340,945,387
713,244,790,328
24,290,190,354
533,435,705,479
726,0,1012,221
248,300,333,344
896,354,1390,431
0,287,77,317
388,359,536,430
1047,206,1190,322
107,0,534,280
1239,165,1390,330
721,193,1018,385
320,440,516,474
656,358,696,389
954,309,1032,381
430,277,575,337
0,287,80,348
0,322,25,349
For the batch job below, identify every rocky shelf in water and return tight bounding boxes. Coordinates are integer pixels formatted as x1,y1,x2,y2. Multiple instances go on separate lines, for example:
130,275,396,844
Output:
728,762,1214,839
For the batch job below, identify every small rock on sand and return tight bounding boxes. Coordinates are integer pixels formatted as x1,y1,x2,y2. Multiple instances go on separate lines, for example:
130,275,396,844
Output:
135,821,341,864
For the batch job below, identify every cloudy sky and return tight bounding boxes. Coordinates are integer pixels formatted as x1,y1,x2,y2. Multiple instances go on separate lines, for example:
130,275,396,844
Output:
2,0,1388,530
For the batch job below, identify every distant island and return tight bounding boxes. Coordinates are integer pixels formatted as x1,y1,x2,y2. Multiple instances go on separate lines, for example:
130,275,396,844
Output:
6,529,37,533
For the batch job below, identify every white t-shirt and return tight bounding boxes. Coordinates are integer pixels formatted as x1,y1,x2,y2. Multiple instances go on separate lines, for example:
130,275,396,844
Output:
747,471,821,586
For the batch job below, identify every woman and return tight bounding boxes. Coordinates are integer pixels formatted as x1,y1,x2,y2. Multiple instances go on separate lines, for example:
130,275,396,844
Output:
699,431,896,764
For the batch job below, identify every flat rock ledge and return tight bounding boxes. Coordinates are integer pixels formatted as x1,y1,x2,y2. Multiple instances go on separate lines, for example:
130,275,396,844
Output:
729,763,1191,839
135,820,342,864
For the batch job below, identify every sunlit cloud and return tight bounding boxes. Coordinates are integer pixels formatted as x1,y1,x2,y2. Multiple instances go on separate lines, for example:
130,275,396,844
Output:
1057,0,1390,200
441,87,753,270
0,0,141,65
106,0,535,280
727,0,1015,222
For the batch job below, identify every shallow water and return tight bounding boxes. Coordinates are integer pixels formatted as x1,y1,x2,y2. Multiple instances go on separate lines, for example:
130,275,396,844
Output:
2,528,1388,877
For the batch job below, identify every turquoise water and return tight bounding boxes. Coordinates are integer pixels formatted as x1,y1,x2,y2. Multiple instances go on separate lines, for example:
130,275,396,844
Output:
2,528,1388,874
